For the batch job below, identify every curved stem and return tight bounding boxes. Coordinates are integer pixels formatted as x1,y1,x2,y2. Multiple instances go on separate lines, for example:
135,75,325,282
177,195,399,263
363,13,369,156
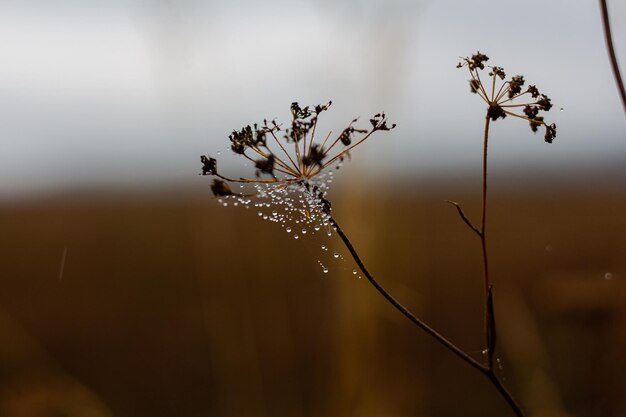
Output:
329,215,484,373
329,214,526,417
599,0,626,114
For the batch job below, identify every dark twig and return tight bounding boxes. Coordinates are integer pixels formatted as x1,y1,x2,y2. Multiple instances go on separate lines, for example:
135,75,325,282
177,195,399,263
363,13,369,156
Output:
447,200,482,237
600,0,626,114
451,117,494,369
329,215,526,417
329,215,484,373
486,285,496,370
480,116,493,362
486,370,525,417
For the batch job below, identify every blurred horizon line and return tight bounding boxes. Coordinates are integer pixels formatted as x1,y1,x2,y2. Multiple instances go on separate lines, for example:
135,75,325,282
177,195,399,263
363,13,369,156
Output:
3,160,625,204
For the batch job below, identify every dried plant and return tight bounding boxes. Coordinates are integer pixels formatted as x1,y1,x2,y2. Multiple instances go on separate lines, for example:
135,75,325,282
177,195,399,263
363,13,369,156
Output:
200,52,557,417
200,101,394,236
599,0,626,114
453,53,557,370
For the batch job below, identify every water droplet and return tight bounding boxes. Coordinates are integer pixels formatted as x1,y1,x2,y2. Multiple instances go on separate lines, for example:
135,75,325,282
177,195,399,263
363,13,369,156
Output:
560,107,564,112
272,210,278,216
481,349,488,355
257,212,263,216
352,269,357,275
605,272,613,280
286,227,292,233
314,225,320,231
301,229,307,234
218,199,223,204
223,202,228,207
322,266,328,274
333,252,339,259
294,235,299,240
321,245,327,250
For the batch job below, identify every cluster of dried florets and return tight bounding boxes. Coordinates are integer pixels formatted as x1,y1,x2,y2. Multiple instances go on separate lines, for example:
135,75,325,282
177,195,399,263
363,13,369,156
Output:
458,52,557,143
200,102,395,235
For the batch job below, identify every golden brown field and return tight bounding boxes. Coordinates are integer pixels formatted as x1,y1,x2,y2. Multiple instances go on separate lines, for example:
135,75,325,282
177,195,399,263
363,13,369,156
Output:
0,181,624,417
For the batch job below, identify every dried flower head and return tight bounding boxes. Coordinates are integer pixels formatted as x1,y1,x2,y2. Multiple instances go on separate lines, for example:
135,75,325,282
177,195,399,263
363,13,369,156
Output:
458,52,557,143
200,102,395,237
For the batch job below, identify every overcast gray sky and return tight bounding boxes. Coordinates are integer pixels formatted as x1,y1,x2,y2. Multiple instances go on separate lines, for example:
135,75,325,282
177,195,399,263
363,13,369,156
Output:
0,0,625,197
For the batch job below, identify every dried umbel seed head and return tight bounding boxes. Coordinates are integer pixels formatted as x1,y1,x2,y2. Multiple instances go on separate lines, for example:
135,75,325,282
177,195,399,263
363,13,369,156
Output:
458,52,557,142
210,179,232,196
200,101,395,237
456,51,489,70
200,156,217,176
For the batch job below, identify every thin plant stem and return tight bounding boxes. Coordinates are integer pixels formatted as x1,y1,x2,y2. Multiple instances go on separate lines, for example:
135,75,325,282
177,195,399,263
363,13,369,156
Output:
599,0,626,114
269,130,301,174
481,115,492,369
475,70,490,100
329,215,526,417
247,144,298,175
486,370,526,417
314,130,376,174
329,215,484,373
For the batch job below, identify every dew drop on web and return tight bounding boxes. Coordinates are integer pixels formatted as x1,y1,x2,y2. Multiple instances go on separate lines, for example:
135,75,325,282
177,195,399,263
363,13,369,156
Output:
352,269,357,275
318,260,329,274
301,229,307,234
294,234,299,240
286,227,292,233
333,252,339,259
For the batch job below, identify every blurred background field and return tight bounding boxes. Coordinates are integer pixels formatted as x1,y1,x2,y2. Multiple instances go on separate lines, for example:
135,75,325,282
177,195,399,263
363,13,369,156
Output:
0,177,625,417
1,0,626,416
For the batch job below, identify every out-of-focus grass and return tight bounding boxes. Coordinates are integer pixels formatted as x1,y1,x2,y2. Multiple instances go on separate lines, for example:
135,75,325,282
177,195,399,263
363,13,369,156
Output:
0,183,624,417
